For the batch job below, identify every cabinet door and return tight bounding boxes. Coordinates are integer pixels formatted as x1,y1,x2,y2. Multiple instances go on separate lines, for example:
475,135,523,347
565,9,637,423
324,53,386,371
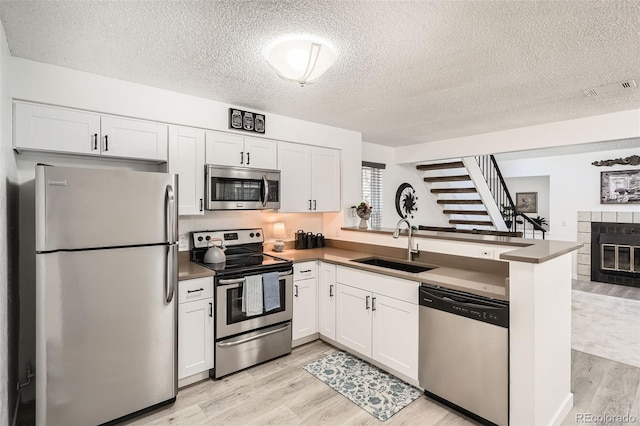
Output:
311,147,341,212
278,141,312,212
101,116,168,161
244,136,277,169
204,131,244,167
14,102,101,155
318,262,336,340
372,294,419,380
169,126,205,216
178,298,214,379
292,277,318,342
336,284,371,357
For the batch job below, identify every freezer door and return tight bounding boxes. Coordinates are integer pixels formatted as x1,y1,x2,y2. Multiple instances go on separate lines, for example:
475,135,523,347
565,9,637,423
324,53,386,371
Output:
36,245,177,426
36,165,178,252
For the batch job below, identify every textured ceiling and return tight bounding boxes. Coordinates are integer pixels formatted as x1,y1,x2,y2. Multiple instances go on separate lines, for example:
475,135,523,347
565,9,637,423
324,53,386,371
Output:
1,0,639,147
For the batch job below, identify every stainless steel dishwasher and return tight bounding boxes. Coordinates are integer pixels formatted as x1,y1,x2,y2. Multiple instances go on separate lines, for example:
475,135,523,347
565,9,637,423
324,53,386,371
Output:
419,285,509,426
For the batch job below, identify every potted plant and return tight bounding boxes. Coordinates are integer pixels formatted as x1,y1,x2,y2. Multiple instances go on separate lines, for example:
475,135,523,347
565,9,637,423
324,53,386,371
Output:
352,202,373,229
530,215,548,228
500,204,515,228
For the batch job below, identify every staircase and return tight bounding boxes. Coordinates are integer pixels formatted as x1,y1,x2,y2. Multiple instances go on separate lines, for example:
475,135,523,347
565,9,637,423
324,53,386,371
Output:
417,156,546,238
417,160,498,230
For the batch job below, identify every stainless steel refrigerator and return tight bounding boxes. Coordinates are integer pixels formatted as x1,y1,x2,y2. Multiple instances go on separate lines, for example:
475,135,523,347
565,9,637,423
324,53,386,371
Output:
35,165,179,426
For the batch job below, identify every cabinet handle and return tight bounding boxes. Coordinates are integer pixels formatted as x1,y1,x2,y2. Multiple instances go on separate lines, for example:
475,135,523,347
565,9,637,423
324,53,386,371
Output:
366,295,370,310
93,133,98,150
294,284,299,298
209,302,213,317
300,269,312,273
329,284,334,297
308,200,312,211
187,288,204,293
104,135,109,151
240,151,244,164
313,200,317,211
372,297,377,311
200,198,203,212
246,152,250,165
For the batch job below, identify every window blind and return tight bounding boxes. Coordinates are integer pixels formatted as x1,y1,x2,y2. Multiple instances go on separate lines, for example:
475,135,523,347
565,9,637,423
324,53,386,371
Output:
361,162,385,228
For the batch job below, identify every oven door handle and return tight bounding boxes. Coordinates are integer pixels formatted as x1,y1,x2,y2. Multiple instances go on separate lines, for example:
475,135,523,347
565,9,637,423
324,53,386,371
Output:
218,270,292,285
216,323,290,347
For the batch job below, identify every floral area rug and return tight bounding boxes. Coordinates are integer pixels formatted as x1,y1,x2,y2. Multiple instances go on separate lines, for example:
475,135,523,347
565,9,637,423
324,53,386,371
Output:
302,351,422,421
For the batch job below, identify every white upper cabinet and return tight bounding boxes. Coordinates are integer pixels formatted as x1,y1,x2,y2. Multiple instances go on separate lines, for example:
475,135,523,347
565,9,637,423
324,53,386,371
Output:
278,141,341,213
168,126,205,216
14,102,101,156
205,131,277,169
14,101,168,162
100,116,168,162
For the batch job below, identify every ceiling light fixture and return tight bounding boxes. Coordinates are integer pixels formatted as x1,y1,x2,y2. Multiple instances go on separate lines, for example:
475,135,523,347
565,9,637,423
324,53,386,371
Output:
265,38,337,87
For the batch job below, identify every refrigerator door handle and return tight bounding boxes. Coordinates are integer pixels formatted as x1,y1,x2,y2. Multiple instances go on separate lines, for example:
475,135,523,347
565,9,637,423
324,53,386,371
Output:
166,244,177,303
166,185,176,243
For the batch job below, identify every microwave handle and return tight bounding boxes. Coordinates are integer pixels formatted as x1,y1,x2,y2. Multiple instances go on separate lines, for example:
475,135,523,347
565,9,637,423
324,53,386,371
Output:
262,175,269,207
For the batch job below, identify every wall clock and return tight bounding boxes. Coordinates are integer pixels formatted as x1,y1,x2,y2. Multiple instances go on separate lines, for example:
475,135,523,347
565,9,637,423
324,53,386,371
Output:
395,183,418,219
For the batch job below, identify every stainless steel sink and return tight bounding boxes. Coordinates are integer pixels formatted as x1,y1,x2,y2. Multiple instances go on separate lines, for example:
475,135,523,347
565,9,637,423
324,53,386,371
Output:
352,257,435,273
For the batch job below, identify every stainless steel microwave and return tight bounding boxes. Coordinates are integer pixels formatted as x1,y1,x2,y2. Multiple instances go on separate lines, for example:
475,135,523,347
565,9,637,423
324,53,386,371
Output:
205,165,281,210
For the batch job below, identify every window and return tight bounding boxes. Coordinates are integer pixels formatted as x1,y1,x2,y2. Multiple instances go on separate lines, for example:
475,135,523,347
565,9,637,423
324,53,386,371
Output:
361,161,385,228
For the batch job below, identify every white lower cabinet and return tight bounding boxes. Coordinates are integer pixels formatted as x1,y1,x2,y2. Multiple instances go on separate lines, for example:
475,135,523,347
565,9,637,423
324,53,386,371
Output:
292,261,318,343
335,266,419,380
318,262,336,340
178,277,214,380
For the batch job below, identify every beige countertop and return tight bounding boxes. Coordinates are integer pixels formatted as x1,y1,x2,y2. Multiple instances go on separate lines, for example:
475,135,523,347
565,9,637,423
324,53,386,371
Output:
342,226,582,264
268,247,509,300
178,252,214,281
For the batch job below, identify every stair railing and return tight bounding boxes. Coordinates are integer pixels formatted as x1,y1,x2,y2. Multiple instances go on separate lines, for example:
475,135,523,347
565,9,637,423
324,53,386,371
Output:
474,155,546,239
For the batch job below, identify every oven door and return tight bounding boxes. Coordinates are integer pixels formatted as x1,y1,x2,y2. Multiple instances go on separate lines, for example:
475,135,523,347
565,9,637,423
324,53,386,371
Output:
205,165,280,210
216,270,293,339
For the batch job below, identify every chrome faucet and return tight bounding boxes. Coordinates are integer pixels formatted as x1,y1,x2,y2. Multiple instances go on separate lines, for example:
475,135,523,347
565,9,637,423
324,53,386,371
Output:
393,219,419,261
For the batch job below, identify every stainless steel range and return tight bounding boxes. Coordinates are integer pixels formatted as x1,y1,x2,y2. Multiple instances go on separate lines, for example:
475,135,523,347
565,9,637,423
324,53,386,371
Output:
191,228,293,378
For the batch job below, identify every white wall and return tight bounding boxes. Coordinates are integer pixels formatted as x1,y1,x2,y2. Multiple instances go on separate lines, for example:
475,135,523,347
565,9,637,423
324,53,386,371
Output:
395,109,640,162
360,142,448,229
0,18,15,426
498,146,640,243
504,175,550,232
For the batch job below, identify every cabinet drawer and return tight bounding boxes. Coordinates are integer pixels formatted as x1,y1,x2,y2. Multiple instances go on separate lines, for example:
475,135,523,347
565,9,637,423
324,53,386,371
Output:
179,277,213,303
336,266,418,304
294,261,317,280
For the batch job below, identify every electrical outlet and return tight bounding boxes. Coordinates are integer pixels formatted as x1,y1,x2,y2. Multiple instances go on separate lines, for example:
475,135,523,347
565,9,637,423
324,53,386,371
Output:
479,249,494,259
178,235,188,251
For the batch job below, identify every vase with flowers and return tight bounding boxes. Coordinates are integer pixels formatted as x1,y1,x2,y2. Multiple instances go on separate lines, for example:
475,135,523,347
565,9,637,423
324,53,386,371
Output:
352,202,373,229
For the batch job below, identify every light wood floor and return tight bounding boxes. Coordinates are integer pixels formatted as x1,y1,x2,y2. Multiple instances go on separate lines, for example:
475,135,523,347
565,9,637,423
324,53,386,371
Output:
122,340,477,426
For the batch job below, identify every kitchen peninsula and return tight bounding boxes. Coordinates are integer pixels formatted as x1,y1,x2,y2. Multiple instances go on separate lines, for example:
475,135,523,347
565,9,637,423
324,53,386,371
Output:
258,229,582,426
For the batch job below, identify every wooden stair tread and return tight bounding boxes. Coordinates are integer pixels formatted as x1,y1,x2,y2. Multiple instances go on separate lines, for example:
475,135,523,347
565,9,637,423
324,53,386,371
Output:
443,210,489,215
449,219,494,226
416,161,464,171
431,188,477,193
424,175,471,182
437,199,484,205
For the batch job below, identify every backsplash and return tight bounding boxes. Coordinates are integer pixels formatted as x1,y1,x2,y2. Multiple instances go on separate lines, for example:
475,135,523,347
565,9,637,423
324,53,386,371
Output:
178,211,324,250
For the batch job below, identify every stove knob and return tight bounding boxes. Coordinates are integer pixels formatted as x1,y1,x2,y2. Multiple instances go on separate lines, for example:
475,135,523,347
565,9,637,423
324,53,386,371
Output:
205,236,211,241
250,233,255,238
256,232,261,237
197,236,203,242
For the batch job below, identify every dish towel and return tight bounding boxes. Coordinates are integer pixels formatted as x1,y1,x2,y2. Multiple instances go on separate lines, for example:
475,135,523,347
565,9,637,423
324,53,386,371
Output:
262,271,281,312
243,274,264,317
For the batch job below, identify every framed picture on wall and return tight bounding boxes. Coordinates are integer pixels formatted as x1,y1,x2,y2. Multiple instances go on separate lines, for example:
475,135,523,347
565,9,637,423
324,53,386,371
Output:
600,169,640,204
516,192,538,213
